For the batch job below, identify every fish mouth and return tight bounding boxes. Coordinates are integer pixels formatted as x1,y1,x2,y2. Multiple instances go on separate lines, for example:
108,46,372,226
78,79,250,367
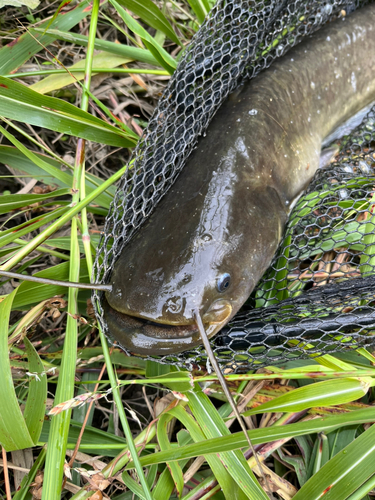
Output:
102,298,208,355
102,297,233,356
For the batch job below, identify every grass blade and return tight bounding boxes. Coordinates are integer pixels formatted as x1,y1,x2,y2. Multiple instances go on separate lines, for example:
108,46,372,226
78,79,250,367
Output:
293,423,375,500
12,447,46,500
0,0,93,75
0,208,68,250
111,0,177,74
0,163,127,271
127,407,375,468
187,389,268,500
117,0,181,46
23,338,48,444
30,52,133,94
244,378,370,416
0,76,138,147
31,27,160,66
157,404,242,500
11,261,89,309
186,0,210,24
0,290,34,451
41,219,79,500
0,145,114,208
0,189,70,214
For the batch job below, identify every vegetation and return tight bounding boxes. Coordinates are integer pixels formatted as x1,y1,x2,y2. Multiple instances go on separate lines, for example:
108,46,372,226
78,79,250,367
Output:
1,1,375,499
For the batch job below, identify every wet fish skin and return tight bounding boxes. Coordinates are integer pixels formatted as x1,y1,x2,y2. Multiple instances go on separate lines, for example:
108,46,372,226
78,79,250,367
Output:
104,5,375,355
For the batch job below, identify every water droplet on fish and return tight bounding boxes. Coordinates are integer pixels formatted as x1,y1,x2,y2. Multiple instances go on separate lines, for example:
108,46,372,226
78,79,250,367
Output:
202,233,212,242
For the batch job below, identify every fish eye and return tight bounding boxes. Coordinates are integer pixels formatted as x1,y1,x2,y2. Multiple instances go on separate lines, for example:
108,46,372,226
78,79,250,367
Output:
217,273,231,293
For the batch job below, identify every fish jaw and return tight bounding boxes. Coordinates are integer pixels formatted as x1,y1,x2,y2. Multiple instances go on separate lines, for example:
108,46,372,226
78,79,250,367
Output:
102,297,233,355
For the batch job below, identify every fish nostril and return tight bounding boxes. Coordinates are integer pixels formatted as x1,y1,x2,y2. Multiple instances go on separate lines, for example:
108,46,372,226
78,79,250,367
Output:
164,296,185,314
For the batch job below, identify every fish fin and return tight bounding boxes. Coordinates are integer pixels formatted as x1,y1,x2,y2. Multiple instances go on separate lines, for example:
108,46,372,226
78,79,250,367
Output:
322,101,375,147
288,146,339,213
288,191,304,212
319,145,339,169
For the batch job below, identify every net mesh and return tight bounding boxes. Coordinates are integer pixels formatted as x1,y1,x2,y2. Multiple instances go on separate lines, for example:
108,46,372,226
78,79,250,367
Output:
93,0,375,371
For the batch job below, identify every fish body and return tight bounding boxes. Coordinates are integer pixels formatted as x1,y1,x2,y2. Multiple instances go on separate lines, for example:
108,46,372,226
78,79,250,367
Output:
104,5,375,355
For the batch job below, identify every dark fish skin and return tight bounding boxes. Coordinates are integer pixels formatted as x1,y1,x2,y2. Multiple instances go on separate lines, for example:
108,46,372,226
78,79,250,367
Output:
104,5,375,355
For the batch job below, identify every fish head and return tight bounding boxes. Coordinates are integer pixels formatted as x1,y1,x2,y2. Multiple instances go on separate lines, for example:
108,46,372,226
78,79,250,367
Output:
104,133,288,355
103,184,277,356
104,222,254,354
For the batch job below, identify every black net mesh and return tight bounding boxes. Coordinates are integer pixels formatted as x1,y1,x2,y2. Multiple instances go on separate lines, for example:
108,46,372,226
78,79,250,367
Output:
93,0,375,371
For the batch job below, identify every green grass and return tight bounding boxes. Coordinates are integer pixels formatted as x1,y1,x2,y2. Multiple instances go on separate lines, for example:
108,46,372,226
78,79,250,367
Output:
1,1,375,500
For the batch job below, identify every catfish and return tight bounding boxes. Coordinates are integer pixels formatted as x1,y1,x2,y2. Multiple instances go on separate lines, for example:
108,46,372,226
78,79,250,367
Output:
104,5,375,355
